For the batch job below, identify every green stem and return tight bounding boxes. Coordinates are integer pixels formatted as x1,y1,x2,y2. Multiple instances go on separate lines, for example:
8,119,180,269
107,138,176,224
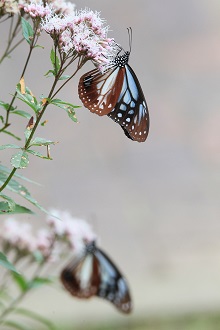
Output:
0,261,44,325
0,52,84,193
0,22,38,133
0,168,16,192
0,16,22,64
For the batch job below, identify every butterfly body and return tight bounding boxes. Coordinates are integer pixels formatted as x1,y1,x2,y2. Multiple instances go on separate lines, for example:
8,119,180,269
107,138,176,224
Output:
78,49,149,142
61,241,132,314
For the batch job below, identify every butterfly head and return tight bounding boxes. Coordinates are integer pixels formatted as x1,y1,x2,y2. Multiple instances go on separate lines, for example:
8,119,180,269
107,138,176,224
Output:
113,50,130,68
85,240,96,254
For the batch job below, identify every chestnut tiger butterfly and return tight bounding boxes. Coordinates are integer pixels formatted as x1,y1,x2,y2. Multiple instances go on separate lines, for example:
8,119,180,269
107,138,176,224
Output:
78,28,149,142
60,240,132,314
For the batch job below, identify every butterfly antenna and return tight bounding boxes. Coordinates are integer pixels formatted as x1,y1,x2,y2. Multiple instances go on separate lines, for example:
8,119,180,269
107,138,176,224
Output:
127,27,132,53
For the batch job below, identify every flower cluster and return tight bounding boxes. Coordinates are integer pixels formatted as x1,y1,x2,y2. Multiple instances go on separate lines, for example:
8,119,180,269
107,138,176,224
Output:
0,210,96,263
41,9,116,68
0,0,19,15
0,0,75,17
20,0,52,18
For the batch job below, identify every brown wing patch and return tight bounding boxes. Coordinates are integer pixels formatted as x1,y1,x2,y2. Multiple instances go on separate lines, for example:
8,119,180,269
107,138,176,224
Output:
60,255,100,299
78,67,125,116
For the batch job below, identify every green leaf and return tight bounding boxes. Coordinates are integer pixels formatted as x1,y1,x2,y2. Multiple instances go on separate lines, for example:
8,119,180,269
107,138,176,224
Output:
26,149,52,160
24,128,32,142
0,172,47,213
0,144,20,150
0,204,34,215
44,69,55,77
21,17,34,44
59,75,70,80
16,83,41,114
50,99,79,122
0,164,41,185
51,99,80,108
29,137,56,147
11,110,32,119
28,277,53,289
0,100,16,111
11,151,29,169
50,48,60,75
3,320,29,330
0,252,20,274
0,194,15,212
16,308,57,330
13,273,29,292
2,130,21,141
33,250,44,263
0,115,4,123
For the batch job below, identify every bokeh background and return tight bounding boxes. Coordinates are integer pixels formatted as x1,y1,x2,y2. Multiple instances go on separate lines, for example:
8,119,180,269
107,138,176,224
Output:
1,0,220,328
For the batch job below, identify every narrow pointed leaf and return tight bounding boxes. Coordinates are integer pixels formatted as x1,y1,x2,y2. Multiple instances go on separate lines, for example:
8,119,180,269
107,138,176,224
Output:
0,252,20,274
26,149,52,160
21,17,34,44
0,100,16,111
11,110,32,119
59,75,70,80
28,277,53,289
0,144,20,150
0,194,15,212
11,151,29,169
2,130,21,140
12,273,29,292
15,308,57,330
50,99,79,122
0,172,47,213
3,320,29,330
50,48,60,74
29,137,57,147
0,204,34,215
0,164,41,185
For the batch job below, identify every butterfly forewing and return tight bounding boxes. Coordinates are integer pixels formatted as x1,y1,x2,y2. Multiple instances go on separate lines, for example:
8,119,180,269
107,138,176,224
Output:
60,241,132,314
61,253,100,298
78,67,125,115
108,64,149,142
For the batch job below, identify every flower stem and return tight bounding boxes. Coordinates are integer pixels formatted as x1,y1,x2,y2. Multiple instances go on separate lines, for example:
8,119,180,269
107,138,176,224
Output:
0,168,17,192
0,16,22,65
0,22,38,134
0,262,44,325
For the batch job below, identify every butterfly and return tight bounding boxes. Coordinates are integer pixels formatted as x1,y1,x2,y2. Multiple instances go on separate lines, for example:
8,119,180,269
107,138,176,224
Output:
78,28,149,142
60,241,132,314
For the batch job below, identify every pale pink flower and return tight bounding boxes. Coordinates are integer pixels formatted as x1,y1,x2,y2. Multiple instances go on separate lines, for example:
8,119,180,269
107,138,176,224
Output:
48,0,75,15
0,0,19,15
0,218,36,253
47,209,96,254
35,228,53,257
21,0,52,18
41,13,70,34
41,9,116,67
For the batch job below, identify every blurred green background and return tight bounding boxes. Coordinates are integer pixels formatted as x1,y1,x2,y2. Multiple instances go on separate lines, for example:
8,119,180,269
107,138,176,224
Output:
1,0,220,329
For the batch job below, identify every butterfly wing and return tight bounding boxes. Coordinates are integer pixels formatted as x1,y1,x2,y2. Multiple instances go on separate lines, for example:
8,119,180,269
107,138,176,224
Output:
94,247,132,314
60,242,132,314
78,67,125,115
60,252,100,298
108,64,149,142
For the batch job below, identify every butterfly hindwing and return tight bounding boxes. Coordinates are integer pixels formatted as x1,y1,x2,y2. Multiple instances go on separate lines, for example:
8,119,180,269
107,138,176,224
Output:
78,48,149,142
108,64,149,142
78,67,124,115
94,247,132,313
60,241,132,314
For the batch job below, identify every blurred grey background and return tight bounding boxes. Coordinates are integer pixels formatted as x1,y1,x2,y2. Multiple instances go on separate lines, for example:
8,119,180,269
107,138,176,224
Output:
1,0,220,327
